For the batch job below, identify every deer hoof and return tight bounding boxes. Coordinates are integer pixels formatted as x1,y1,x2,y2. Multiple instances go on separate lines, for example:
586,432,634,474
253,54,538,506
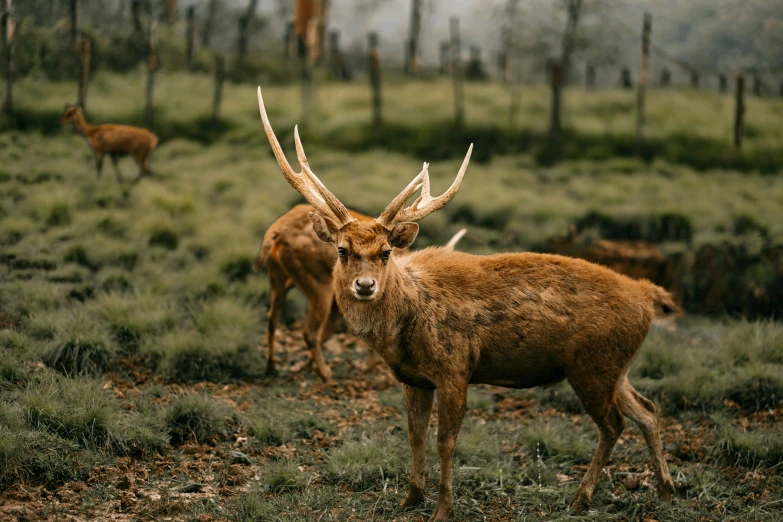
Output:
570,496,590,513
658,480,675,502
264,364,278,377
399,487,425,508
427,504,453,522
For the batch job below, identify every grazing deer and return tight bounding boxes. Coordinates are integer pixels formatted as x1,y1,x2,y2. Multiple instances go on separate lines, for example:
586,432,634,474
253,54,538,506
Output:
254,203,466,380
60,104,159,183
256,87,677,520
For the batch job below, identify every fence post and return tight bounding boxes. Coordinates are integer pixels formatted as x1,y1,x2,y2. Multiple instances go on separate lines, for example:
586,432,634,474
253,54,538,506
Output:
212,54,224,126
69,0,78,49
439,40,450,75
634,12,651,155
78,37,90,110
550,61,562,139
734,74,745,151
1,1,14,116
660,67,670,87
585,62,595,90
145,19,158,129
167,0,176,24
690,70,699,89
368,32,382,136
185,5,196,70
719,74,727,94
620,67,632,89
450,17,464,127
405,0,422,76
752,73,761,97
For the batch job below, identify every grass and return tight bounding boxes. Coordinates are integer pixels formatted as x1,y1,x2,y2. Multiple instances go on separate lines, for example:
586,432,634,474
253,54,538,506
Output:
0,73,781,519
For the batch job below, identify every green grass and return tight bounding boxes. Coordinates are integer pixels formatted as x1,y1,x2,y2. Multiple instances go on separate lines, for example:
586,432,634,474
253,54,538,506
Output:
164,393,231,445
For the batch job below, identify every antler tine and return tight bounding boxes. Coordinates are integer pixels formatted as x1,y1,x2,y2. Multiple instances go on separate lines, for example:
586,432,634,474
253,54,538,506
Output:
395,144,473,223
257,87,353,225
294,126,353,224
376,163,428,227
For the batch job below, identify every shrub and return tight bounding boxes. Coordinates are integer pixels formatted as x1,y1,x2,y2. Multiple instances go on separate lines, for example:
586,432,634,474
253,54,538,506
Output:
38,309,115,376
165,393,230,445
265,460,309,493
716,426,783,467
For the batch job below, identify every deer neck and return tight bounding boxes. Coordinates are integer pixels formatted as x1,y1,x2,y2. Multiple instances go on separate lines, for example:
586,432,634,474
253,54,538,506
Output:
334,260,418,361
71,112,94,136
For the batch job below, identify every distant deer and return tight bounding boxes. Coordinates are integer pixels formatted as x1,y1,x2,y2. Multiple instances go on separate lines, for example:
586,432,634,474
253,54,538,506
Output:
60,104,159,183
254,203,466,380
257,87,677,520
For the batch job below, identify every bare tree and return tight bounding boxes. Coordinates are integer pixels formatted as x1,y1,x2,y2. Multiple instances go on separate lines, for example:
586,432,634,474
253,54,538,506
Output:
405,0,422,76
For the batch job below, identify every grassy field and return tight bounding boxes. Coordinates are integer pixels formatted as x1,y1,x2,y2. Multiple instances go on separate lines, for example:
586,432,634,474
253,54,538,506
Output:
0,75,782,520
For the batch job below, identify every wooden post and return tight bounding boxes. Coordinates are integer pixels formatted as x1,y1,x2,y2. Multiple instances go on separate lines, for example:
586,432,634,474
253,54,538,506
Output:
77,37,90,110
202,0,217,47
660,67,670,87
368,32,381,136
550,61,562,138
212,54,224,126
237,0,259,60
439,40,450,75
1,1,14,116
752,74,761,97
185,5,196,70
585,62,595,90
690,70,699,89
734,74,745,151
131,0,142,34
167,0,176,24
405,0,422,76
620,67,632,89
69,0,78,49
50,0,59,26
634,12,651,155
719,74,727,94
450,17,464,127
145,20,158,129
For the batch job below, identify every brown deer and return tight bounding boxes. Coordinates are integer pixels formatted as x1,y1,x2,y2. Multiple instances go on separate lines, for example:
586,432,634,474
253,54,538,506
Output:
254,203,466,380
60,104,159,183
256,87,677,520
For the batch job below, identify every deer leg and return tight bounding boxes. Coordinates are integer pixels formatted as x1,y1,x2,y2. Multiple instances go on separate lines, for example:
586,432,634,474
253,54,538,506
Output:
430,382,467,521
109,154,124,183
400,384,434,509
568,373,626,512
264,273,287,377
617,378,675,501
95,151,104,177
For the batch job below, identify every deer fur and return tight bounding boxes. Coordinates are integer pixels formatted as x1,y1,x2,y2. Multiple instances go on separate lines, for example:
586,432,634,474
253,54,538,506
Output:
254,203,466,381
60,104,159,183
256,87,677,520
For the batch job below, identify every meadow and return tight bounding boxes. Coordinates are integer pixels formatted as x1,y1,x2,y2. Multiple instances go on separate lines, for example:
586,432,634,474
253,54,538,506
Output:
0,72,782,520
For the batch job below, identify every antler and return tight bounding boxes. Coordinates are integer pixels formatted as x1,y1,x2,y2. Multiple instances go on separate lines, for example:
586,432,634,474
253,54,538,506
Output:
375,163,428,227
382,144,473,224
257,87,354,225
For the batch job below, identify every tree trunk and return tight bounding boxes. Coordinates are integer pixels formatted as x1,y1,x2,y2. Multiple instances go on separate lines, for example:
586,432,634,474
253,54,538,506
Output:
50,0,59,26
202,0,218,47
78,37,90,111
559,0,582,86
185,6,196,69
368,32,381,137
212,54,224,126
131,0,142,34
405,0,422,76
634,12,651,155
501,0,519,85
237,0,259,60
2,3,14,116
145,20,158,129
450,17,464,127
734,74,744,150
550,61,562,138
167,0,176,24
70,0,78,49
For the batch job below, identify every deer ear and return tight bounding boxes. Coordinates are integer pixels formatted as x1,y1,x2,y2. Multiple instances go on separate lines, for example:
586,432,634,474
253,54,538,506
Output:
389,222,419,249
308,212,340,243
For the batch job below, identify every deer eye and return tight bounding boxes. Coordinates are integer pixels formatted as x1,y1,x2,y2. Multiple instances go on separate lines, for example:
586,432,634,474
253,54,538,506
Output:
381,249,392,261
337,247,348,260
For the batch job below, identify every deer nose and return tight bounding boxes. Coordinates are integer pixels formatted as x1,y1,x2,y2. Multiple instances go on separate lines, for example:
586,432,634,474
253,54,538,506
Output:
354,277,376,296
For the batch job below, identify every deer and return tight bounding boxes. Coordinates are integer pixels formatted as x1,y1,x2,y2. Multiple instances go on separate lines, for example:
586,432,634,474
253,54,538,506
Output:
256,87,677,520
60,104,159,183
254,203,466,381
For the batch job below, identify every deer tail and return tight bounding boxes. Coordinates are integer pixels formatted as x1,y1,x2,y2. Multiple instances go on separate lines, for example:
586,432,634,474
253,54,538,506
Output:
253,232,277,272
444,228,467,251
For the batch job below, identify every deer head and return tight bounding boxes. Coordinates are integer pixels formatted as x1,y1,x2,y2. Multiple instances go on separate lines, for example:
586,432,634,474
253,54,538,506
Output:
257,87,472,302
60,104,83,124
